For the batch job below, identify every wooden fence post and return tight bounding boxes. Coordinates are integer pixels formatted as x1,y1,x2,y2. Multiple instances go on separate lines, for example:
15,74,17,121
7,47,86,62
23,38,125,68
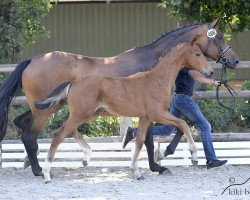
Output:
120,117,132,136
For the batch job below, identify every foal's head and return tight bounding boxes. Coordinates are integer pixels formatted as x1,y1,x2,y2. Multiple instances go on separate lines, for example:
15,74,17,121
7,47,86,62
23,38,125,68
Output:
183,35,214,77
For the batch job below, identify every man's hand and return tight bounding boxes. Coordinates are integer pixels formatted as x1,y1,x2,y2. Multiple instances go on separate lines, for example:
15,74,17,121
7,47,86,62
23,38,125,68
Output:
212,80,220,86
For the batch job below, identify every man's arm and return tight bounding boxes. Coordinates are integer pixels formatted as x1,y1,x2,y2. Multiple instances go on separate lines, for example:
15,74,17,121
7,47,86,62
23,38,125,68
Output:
187,70,220,86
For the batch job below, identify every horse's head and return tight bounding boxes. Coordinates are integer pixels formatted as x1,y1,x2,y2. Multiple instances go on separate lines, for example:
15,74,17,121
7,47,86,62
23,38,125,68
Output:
196,19,239,69
184,35,214,77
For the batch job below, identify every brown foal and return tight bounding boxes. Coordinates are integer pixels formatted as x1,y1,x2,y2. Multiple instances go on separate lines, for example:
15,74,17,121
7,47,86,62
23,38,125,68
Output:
35,36,214,182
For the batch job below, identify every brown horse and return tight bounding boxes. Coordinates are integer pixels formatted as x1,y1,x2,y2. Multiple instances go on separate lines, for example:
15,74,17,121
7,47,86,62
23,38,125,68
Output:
35,37,213,182
0,19,238,176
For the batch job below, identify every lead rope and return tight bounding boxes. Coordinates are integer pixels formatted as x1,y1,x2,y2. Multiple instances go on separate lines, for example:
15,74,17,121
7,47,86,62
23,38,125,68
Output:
216,63,237,112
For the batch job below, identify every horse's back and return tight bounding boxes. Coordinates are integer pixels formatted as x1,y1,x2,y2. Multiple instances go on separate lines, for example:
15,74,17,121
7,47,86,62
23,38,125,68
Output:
21,51,100,102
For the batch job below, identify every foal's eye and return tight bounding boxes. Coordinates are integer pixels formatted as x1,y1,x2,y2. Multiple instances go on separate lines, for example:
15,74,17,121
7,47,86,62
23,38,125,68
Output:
196,53,201,56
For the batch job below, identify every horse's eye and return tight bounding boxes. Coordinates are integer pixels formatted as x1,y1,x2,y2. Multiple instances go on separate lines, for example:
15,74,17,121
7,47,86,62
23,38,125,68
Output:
218,35,223,40
196,53,200,56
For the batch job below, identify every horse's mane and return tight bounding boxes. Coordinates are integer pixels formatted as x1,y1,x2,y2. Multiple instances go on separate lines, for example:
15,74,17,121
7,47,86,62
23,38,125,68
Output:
159,43,185,59
137,23,202,48
129,43,186,78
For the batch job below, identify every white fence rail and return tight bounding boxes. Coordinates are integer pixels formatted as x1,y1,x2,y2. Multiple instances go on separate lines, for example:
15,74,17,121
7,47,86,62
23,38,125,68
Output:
1,139,250,168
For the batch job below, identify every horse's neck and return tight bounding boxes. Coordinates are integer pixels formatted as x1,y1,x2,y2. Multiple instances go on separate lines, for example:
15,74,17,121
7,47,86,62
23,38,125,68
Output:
116,25,197,75
144,24,198,56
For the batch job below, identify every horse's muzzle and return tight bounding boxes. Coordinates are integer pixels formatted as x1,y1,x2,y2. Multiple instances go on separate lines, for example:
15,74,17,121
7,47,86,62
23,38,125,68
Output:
204,69,214,78
224,57,239,69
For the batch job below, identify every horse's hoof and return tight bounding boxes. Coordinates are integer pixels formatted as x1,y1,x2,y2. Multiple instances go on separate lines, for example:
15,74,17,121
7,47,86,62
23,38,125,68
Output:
34,171,43,177
82,160,88,168
191,160,198,166
33,167,43,176
159,167,171,175
136,175,145,180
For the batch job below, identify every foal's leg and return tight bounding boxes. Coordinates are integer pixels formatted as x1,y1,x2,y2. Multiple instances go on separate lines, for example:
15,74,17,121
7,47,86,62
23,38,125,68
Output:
72,129,92,167
43,117,83,183
153,111,198,164
130,117,150,179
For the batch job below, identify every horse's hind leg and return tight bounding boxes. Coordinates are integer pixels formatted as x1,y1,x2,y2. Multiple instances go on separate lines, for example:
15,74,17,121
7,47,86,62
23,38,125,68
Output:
13,109,43,175
130,117,150,180
13,110,32,134
18,108,60,176
72,129,92,167
13,110,39,169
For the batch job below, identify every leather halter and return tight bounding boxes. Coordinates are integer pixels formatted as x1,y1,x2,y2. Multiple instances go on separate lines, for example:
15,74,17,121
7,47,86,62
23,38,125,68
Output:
204,23,232,65
204,23,237,111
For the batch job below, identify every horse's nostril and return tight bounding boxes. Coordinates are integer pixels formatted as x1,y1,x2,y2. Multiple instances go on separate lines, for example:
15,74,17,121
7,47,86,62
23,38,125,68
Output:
235,59,239,64
209,71,214,78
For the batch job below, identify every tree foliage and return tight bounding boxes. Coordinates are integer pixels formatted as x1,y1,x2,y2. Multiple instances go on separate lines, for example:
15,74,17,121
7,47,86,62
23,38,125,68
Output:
160,0,250,35
0,0,52,63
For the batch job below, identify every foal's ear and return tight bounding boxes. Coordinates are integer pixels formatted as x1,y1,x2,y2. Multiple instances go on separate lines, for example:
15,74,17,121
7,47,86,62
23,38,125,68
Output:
190,35,200,46
211,18,221,29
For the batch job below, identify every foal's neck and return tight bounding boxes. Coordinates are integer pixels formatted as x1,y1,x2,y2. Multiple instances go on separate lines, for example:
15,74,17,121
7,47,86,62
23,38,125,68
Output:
150,46,187,84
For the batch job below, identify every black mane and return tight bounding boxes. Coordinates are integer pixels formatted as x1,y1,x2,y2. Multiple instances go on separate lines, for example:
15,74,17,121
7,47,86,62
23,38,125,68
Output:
138,23,202,48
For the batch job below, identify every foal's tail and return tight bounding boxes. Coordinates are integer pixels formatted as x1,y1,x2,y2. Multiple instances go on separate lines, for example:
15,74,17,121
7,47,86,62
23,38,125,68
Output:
35,81,72,110
0,59,31,142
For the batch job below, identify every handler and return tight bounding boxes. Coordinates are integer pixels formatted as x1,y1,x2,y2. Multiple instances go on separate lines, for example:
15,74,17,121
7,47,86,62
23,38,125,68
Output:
122,67,227,169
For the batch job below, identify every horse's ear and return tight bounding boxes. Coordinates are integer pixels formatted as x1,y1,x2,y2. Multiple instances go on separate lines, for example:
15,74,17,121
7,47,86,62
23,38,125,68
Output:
190,35,200,46
211,18,221,29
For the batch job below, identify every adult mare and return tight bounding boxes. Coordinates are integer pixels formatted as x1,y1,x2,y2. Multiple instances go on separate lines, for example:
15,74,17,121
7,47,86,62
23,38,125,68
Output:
0,19,239,176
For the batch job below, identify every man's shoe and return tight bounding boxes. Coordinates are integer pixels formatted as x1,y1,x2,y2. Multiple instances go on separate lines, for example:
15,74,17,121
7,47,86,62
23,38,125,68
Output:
206,159,227,169
122,127,134,148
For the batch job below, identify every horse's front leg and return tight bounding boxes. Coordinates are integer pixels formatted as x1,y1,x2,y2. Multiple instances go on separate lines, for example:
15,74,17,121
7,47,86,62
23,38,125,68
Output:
144,124,170,174
130,117,150,180
72,129,92,167
165,129,183,156
153,111,198,165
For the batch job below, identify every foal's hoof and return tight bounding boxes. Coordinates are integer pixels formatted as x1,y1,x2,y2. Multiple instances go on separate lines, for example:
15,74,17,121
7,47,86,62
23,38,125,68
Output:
191,160,198,166
44,179,52,184
82,160,88,168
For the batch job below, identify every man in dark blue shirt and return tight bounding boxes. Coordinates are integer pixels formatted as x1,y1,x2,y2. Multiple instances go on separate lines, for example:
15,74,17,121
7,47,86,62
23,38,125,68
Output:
122,67,227,169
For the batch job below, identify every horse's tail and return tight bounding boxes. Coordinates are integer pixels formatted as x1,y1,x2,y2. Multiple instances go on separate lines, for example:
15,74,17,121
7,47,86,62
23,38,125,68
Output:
35,81,72,110
0,59,32,141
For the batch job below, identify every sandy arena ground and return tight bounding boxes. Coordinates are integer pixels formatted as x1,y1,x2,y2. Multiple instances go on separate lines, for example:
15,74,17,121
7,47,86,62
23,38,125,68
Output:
0,165,250,200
